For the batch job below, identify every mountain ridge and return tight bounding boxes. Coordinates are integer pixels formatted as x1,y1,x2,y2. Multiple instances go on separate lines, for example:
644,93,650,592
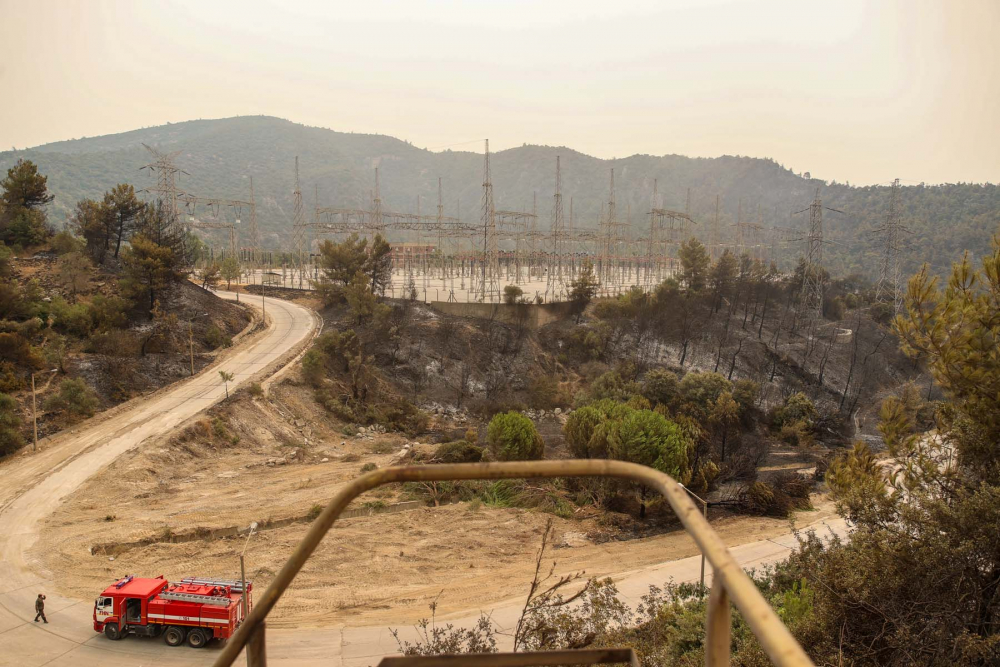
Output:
2,115,997,278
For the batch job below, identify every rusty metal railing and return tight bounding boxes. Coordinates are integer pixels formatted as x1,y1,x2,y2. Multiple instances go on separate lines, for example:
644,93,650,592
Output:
211,461,815,667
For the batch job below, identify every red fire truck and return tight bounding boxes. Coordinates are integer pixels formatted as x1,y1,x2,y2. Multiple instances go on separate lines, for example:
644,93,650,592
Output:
93,575,252,648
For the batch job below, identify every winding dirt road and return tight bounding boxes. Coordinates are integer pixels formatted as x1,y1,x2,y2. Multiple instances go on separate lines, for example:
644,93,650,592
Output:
0,291,848,666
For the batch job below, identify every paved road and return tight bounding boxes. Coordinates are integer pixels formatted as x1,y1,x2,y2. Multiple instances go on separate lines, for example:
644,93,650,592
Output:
0,292,318,667
0,290,849,666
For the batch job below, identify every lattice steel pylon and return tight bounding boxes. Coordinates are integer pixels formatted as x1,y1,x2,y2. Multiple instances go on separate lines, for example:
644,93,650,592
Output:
793,188,843,318
711,195,720,261
873,178,907,313
291,157,306,288
480,139,500,302
547,156,565,299
139,143,185,226
371,167,383,241
248,176,260,268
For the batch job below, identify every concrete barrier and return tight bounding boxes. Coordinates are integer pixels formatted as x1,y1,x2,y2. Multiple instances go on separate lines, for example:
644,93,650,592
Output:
428,300,575,329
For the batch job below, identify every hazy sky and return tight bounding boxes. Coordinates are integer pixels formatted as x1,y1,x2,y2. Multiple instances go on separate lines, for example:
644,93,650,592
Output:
1,0,997,185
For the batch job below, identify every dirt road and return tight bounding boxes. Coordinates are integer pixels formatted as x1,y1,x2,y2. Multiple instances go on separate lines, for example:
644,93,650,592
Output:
0,292,319,666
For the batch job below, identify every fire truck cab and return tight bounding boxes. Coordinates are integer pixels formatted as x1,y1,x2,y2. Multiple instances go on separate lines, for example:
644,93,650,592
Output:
94,575,251,648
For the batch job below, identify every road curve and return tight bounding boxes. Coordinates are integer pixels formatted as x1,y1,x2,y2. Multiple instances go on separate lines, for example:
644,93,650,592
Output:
0,292,318,667
0,290,848,667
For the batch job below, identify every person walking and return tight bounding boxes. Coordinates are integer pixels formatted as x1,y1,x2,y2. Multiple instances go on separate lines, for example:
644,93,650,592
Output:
34,594,47,623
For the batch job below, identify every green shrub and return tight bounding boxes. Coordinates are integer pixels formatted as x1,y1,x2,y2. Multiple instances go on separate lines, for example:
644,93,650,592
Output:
248,382,264,397
0,392,24,456
0,333,44,370
51,230,84,255
779,420,814,447
641,368,679,407
49,297,91,337
0,361,24,392
434,441,484,463
772,392,818,429
870,302,894,325
587,369,642,404
528,374,565,410
306,504,323,520
88,294,129,332
676,371,733,423
732,379,760,414
301,348,326,386
360,462,377,473
43,377,99,419
563,399,632,458
479,480,519,507
205,324,232,349
486,411,544,461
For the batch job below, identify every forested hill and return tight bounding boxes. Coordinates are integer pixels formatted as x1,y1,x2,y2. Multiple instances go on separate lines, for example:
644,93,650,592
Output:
2,115,997,279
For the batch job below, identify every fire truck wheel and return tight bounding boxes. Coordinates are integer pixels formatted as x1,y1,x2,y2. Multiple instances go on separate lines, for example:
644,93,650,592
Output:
164,626,187,646
187,628,209,648
104,623,122,640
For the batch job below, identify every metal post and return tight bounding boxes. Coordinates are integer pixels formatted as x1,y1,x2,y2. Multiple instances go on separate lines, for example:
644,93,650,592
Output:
705,581,731,667
701,500,708,593
189,321,195,377
680,483,709,594
247,620,267,667
31,373,37,453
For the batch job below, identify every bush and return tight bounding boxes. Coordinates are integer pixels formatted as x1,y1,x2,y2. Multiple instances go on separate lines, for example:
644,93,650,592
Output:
51,230,84,255
772,392,818,429
528,374,566,410
563,399,632,458
0,361,24,392
88,294,128,332
676,371,732,423
434,441,485,463
86,329,140,357
49,297,91,337
205,324,232,349
486,411,544,461
301,348,326,386
738,472,812,517
248,382,264,397
870,302,894,325
779,420,815,447
0,392,24,456
641,368,679,408
0,332,44,370
360,462,377,473
43,377,99,419
586,369,642,404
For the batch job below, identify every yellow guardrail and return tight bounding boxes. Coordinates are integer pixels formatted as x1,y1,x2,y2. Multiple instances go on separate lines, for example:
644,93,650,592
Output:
212,460,815,667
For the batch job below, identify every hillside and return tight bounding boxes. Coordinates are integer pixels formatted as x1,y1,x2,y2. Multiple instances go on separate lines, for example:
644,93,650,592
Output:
2,115,997,278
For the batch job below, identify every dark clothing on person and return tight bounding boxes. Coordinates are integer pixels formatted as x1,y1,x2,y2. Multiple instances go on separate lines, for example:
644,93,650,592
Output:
34,596,47,623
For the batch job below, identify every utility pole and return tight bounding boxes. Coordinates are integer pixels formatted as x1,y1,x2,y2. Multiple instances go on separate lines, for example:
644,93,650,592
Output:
31,369,58,452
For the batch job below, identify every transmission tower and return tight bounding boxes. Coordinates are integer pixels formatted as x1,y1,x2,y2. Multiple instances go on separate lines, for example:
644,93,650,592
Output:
547,156,565,298
873,178,907,313
371,167,383,241
480,139,499,302
291,157,306,287
793,189,843,318
248,176,259,268
139,144,185,226
711,195,720,261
